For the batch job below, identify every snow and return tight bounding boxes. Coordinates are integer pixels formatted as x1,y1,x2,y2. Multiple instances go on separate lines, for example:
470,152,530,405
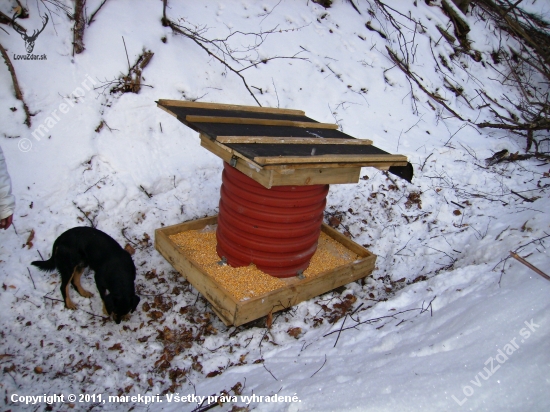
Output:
1,0,549,411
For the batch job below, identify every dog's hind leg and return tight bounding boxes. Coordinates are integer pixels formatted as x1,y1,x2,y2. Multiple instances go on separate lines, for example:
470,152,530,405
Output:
72,265,93,298
102,301,108,315
60,267,77,310
56,248,79,310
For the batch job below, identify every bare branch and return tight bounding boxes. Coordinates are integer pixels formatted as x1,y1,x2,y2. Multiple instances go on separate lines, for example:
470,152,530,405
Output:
73,0,86,55
162,2,309,107
0,42,32,127
509,251,550,282
386,46,465,121
0,11,26,32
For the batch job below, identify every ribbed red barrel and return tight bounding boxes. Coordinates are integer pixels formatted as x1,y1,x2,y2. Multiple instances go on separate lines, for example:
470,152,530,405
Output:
216,162,329,278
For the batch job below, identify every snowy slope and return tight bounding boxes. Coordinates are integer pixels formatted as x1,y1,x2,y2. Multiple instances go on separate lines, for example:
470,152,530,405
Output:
0,0,549,411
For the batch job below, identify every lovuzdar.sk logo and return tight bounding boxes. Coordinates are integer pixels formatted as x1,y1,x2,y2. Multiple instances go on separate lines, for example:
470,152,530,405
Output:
11,10,48,60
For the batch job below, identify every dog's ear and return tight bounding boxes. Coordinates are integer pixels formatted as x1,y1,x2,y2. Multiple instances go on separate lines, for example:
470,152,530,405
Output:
103,294,115,315
131,295,140,312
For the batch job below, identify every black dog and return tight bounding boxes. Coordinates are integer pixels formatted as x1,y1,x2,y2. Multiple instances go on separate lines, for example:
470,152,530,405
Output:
32,227,140,324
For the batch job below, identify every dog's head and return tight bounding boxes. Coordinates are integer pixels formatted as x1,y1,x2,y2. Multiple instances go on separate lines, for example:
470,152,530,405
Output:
104,293,140,324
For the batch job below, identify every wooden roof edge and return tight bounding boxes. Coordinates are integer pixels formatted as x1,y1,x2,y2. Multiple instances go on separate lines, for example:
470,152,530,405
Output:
156,99,306,116
156,103,177,117
253,154,408,166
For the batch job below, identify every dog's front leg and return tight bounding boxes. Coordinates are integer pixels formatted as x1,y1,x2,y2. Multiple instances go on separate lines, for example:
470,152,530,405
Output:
72,265,93,298
96,283,110,315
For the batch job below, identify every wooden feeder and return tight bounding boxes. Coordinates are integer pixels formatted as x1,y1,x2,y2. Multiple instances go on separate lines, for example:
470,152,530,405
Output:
155,100,409,325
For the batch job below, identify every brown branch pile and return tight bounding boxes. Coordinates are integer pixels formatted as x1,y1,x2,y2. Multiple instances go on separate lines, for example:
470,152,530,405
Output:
96,49,154,95
473,0,550,153
441,0,471,49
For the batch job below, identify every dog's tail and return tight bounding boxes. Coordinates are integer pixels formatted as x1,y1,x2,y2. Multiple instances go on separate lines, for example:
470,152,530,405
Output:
31,257,56,272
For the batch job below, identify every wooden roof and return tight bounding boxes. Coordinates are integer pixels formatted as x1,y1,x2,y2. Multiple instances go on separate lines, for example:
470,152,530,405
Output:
157,100,409,188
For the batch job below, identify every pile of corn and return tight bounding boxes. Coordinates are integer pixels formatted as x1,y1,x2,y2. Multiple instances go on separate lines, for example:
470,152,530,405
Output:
169,226,359,301
304,232,359,276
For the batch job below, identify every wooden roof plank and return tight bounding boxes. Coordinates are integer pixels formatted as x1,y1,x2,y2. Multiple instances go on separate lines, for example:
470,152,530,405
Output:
186,115,338,130
253,154,408,165
216,136,373,145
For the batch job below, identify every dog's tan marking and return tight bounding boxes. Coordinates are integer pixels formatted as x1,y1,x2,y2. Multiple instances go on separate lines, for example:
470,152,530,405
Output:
65,269,77,310
72,266,93,298
102,301,108,315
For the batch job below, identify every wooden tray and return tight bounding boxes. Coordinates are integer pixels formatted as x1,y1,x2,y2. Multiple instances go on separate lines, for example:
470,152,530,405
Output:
155,216,376,326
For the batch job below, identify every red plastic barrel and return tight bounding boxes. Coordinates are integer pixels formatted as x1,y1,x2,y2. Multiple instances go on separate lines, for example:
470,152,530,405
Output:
216,162,329,278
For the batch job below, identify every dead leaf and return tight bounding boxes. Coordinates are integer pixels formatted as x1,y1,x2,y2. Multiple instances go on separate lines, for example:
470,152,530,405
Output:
287,327,302,339
148,310,163,320
192,361,203,372
124,243,136,255
328,215,342,227
26,229,35,249
231,382,243,396
126,371,139,380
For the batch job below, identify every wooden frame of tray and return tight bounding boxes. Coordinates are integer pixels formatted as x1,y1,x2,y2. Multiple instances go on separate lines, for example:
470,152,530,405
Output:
155,216,376,326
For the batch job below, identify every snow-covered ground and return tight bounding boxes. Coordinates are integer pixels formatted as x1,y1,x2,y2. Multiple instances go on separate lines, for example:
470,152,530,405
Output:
1,0,549,411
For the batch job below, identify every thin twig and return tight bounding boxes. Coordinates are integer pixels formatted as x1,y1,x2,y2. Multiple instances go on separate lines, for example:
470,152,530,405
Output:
420,153,433,172
121,227,138,246
262,362,278,381
19,296,40,308
122,36,131,71
43,296,63,303
72,201,96,227
81,309,109,320
83,175,108,193
323,302,433,338
510,190,535,202
333,314,347,348
88,0,108,25
26,268,36,290
139,185,153,198
310,354,327,378
138,286,170,297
